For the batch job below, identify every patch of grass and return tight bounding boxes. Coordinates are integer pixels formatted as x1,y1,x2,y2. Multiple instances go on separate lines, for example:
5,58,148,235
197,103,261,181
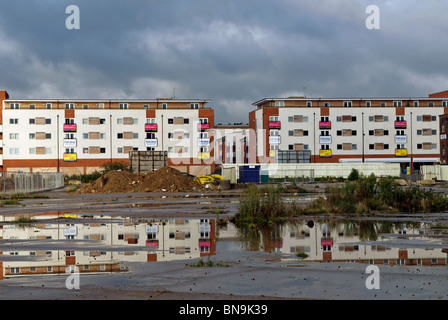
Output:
235,184,297,223
189,258,229,267
298,173,448,215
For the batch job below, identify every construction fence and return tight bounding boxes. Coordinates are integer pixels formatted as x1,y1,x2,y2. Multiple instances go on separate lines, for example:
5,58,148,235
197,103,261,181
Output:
0,172,65,194
221,163,401,184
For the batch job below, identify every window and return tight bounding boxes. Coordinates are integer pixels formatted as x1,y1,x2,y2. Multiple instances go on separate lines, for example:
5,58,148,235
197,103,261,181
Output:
9,148,19,155
443,101,448,107
117,118,123,124
380,102,386,107
428,102,434,107
45,118,51,124
183,118,189,124
65,103,74,109
29,133,35,139
190,103,199,109
162,103,167,109
275,101,285,107
9,103,19,109
343,101,352,107
324,102,330,107
82,104,89,109
132,133,138,139
269,116,279,122
117,133,123,139
143,104,149,109
9,118,19,124
393,101,402,107
117,147,123,154
365,101,371,107
146,118,156,124
306,101,312,107
9,133,19,139
413,101,419,107
168,118,174,124
119,103,128,109
30,104,35,109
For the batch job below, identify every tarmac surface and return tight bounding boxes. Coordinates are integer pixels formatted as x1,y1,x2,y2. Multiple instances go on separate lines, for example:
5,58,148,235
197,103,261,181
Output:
0,185,447,301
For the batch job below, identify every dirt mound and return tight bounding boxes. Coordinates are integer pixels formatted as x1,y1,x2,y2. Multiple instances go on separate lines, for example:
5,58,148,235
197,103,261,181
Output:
76,166,202,194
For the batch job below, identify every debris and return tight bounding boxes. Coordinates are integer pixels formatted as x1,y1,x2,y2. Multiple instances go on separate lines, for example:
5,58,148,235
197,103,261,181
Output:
75,166,203,194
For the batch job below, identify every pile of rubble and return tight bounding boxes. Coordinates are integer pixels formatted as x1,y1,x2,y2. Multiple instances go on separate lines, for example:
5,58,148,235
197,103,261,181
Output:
76,166,202,193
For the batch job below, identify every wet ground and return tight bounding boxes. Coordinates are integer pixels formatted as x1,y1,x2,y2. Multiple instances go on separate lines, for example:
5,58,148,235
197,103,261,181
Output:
0,186,447,300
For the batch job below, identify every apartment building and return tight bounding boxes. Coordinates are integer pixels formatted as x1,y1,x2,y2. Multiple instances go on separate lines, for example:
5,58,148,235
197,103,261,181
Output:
250,90,448,173
0,91,214,175
214,123,250,165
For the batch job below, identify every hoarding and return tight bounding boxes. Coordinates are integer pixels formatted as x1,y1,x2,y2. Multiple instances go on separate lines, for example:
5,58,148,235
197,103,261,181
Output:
63,153,77,161
198,138,210,146
268,121,281,129
145,139,158,147
395,149,407,157
395,135,407,144
63,124,77,132
63,139,77,147
319,149,332,157
198,152,210,160
394,121,407,129
319,136,332,144
145,124,158,132
319,121,331,129
269,136,281,144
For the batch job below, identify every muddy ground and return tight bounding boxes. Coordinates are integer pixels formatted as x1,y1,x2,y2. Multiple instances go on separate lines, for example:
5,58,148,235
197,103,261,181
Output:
0,184,447,301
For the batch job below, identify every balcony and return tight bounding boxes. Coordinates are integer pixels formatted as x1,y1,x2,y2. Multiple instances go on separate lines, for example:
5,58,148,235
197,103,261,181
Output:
319,149,332,158
63,124,77,132
394,121,407,129
395,149,407,157
319,121,331,129
268,121,281,129
145,124,158,132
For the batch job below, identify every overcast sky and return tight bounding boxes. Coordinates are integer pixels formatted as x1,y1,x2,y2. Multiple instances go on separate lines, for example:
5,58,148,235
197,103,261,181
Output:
1,0,447,123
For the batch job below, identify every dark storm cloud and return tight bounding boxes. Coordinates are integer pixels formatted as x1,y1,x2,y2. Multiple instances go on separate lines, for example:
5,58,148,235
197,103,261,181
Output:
0,0,447,122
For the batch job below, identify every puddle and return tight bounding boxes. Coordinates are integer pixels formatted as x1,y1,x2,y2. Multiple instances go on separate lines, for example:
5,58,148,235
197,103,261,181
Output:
0,212,447,281
218,219,448,266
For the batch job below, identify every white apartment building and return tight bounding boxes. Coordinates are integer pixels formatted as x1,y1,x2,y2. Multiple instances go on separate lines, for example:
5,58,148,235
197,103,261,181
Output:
0,92,215,175
249,91,448,173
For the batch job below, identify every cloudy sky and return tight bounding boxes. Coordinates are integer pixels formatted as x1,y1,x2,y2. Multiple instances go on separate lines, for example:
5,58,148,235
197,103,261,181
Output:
0,0,447,123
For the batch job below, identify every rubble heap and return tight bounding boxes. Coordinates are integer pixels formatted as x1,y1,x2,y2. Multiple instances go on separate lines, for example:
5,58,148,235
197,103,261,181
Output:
75,166,202,193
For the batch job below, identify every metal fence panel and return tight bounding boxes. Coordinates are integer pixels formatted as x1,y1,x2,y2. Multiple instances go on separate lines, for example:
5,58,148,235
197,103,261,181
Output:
0,172,65,194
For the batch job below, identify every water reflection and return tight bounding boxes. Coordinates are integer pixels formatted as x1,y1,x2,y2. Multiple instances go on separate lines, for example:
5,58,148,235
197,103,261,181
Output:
222,219,448,266
1,211,447,280
0,212,215,279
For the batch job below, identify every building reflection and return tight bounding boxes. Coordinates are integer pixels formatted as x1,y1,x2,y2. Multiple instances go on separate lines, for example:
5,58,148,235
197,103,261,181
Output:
222,219,448,266
0,212,215,279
